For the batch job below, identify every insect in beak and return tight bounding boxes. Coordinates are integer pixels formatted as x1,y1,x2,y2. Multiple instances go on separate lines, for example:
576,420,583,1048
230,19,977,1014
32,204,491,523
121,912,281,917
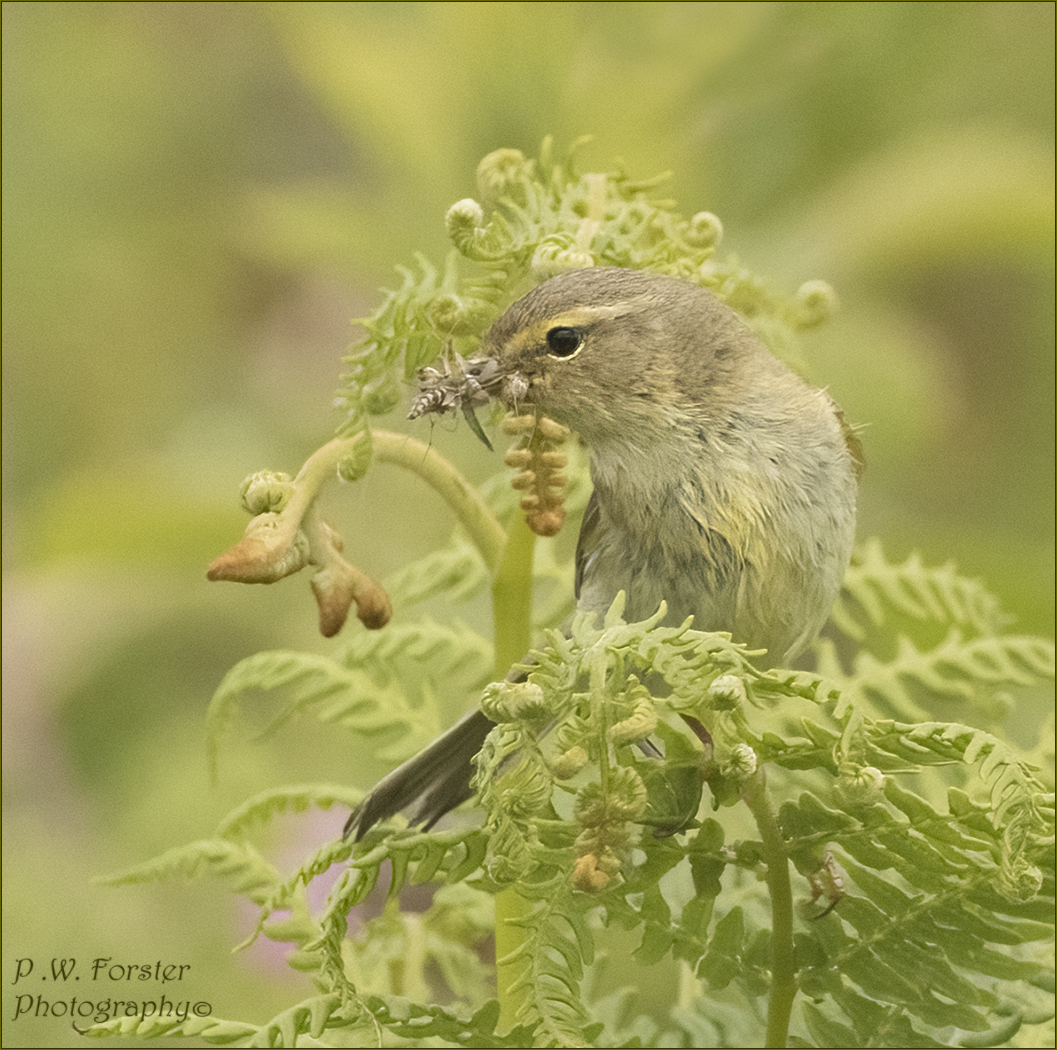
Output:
409,354,512,450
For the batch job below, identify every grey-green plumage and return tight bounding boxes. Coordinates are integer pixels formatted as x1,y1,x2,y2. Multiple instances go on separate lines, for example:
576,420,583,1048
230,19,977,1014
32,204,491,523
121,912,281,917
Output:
345,267,859,839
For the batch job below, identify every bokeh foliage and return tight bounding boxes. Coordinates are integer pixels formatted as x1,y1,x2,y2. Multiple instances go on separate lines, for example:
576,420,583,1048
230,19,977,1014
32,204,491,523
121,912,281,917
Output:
3,3,1053,1047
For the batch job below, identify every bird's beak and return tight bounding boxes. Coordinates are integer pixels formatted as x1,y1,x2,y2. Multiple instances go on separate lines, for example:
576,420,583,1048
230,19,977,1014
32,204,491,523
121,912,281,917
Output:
465,355,530,407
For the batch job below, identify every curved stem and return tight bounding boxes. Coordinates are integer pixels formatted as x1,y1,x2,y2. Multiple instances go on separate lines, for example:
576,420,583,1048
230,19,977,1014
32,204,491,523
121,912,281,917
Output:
299,431,507,572
741,767,797,1049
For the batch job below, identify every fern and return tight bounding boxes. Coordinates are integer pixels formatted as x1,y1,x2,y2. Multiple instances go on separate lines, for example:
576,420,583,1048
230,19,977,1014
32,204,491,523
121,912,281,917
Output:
497,873,599,1047
100,840,284,906
384,536,490,607
92,143,1054,1048
832,537,1012,641
335,137,825,446
79,1013,260,1044
818,631,1053,723
208,619,493,773
215,784,364,840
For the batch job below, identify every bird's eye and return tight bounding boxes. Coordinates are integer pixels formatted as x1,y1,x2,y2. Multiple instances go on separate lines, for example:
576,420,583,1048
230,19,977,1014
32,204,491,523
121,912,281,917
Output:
545,326,583,358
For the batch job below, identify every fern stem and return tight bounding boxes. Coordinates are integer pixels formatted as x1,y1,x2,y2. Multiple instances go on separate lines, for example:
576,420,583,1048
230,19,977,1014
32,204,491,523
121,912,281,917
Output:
494,887,534,1030
292,432,506,572
741,767,797,1049
490,513,538,1028
491,512,536,674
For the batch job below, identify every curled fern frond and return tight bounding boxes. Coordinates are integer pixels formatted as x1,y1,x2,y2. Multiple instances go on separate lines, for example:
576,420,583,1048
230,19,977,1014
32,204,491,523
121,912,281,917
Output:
336,139,825,441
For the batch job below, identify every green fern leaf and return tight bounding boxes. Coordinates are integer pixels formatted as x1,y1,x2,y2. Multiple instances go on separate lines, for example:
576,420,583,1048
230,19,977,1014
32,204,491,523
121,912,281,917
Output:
98,840,280,905
207,619,493,773
80,1013,260,1044
833,538,1011,642
844,631,1054,722
216,784,363,840
384,538,489,607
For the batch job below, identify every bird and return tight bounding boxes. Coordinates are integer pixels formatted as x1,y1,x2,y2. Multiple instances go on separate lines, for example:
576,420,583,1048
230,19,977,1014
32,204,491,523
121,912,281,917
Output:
344,266,860,840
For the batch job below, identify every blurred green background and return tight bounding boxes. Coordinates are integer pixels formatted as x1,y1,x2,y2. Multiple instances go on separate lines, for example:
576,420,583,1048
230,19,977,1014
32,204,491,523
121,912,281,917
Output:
3,3,1053,1044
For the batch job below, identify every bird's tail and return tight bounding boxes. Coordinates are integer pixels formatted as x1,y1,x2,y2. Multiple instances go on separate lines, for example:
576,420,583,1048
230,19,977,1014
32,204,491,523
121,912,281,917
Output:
343,709,495,840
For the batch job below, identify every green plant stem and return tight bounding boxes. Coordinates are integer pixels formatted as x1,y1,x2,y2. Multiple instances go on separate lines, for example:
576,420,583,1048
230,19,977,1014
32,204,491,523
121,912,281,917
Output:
494,887,534,1031
302,433,537,1030
741,766,797,1049
491,513,538,1029
490,512,536,674
294,432,507,572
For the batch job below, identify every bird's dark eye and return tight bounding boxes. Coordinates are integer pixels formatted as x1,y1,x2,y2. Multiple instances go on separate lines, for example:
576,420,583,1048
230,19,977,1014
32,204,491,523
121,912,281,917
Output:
546,326,583,358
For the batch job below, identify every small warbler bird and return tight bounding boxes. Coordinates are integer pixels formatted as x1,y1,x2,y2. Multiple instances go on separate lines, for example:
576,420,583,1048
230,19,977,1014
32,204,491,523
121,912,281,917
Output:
345,267,860,839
